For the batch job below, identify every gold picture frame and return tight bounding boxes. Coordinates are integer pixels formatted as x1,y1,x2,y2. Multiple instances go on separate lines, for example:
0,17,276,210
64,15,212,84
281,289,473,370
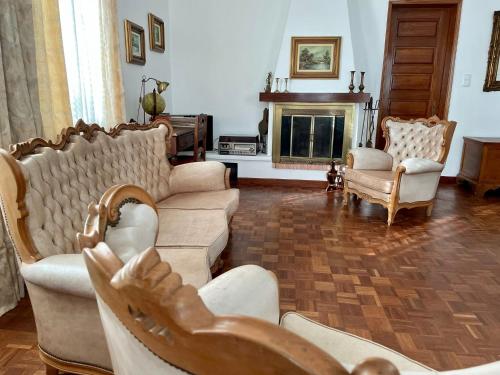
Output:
148,13,165,52
484,11,500,91
124,20,146,65
290,37,341,79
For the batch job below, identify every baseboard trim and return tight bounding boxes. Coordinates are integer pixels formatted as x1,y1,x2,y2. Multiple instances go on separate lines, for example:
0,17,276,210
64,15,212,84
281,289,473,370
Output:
440,176,457,184
237,178,326,188
238,176,457,188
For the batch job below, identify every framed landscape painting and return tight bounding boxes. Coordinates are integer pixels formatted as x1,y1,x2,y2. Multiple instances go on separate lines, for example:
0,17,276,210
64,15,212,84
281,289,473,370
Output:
125,20,146,65
290,37,341,79
484,11,500,91
148,13,165,52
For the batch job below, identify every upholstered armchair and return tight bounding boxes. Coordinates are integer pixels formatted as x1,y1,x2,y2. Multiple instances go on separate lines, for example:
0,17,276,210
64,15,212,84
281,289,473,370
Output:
83,243,500,374
344,116,456,225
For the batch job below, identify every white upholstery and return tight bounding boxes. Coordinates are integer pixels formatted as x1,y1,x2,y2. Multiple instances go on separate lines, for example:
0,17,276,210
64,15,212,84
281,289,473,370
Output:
349,148,393,170
385,120,445,169
21,254,94,299
168,161,226,195
399,158,444,175
157,247,211,289
345,169,395,194
105,203,159,263
199,265,280,324
399,172,441,203
97,297,187,375
157,189,240,220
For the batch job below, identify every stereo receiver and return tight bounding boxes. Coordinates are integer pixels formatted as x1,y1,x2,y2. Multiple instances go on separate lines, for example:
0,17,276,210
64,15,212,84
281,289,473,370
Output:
218,135,259,156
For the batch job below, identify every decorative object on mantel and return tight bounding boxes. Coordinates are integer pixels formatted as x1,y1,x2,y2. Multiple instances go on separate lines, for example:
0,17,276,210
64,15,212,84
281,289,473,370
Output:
349,71,355,93
358,97,379,148
124,20,146,65
259,91,370,103
358,72,366,93
148,13,165,52
258,108,269,154
274,77,281,93
326,160,345,192
483,11,500,91
264,72,273,93
290,36,341,79
136,75,169,123
284,78,289,93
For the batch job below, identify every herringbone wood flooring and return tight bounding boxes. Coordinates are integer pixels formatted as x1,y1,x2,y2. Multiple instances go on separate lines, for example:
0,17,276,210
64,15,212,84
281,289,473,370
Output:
2,184,500,373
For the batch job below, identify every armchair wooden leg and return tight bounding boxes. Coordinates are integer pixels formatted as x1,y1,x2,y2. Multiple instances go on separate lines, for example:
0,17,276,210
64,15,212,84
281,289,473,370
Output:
387,206,397,226
343,189,349,207
426,204,433,217
45,364,58,375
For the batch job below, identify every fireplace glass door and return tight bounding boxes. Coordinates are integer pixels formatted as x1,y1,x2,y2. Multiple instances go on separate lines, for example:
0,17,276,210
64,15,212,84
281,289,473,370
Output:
280,114,344,162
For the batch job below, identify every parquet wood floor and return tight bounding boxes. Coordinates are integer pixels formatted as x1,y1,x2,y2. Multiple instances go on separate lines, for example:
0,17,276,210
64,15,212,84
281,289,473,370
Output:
2,184,500,373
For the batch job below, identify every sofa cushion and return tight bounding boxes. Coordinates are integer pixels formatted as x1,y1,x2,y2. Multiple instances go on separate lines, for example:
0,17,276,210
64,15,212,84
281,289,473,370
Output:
157,189,239,220
156,209,229,265
347,181,391,202
157,247,211,289
280,312,434,373
345,169,395,194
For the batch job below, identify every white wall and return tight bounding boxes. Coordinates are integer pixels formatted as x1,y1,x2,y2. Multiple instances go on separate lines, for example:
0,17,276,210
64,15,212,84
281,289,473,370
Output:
117,0,173,122
168,0,290,143
446,0,500,175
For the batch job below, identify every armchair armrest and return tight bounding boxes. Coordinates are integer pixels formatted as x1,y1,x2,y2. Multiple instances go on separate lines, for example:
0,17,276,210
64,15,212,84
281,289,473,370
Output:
169,161,227,194
20,254,94,299
399,158,444,175
348,148,393,170
198,265,279,324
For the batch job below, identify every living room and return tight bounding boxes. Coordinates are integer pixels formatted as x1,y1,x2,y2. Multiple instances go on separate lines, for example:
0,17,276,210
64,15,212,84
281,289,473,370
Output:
0,0,500,374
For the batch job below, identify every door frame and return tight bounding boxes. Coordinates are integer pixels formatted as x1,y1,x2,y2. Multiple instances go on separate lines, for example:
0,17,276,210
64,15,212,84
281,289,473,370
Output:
375,0,463,149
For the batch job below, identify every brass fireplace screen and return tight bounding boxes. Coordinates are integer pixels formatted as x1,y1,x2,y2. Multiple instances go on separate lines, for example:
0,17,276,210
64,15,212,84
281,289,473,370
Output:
272,103,354,165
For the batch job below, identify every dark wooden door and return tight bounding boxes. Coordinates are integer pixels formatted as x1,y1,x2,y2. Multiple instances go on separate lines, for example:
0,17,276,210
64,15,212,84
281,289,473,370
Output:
376,2,460,148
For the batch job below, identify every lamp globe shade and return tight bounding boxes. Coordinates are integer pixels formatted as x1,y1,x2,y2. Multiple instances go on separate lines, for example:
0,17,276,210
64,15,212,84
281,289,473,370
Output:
142,92,166,115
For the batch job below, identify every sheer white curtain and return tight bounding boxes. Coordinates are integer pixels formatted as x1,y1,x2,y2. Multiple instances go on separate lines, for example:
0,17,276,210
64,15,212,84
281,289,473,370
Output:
59,0,125,127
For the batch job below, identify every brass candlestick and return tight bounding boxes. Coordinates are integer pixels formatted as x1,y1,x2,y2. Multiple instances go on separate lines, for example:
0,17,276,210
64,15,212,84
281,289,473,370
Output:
349,71,355,93
274,78,281,93
358,72,365,93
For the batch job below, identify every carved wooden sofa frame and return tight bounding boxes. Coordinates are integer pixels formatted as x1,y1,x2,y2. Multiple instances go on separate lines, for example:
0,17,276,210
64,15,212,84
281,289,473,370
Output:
344,116,456,225
0,119,234,375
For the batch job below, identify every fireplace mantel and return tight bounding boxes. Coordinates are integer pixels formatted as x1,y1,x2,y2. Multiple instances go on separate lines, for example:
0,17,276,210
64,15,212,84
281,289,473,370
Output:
259,92,370,103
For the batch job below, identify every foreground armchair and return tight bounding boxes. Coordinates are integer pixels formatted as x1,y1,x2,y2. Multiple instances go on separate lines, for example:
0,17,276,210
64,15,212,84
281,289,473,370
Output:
344,116,456,225
83,244,500,374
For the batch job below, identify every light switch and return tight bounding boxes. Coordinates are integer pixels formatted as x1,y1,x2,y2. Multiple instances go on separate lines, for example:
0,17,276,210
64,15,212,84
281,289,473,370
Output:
462,74,471,87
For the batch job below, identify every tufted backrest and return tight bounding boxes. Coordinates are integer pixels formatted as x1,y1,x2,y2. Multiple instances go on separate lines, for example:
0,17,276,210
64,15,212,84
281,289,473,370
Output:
17,125,172,258
383,119,447,169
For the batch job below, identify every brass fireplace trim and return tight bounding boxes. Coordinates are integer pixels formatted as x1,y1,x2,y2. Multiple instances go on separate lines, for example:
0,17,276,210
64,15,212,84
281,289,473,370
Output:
272,102,355,164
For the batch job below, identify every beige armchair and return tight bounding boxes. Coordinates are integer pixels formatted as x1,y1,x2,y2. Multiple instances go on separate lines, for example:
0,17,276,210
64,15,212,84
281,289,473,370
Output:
344,116,456,225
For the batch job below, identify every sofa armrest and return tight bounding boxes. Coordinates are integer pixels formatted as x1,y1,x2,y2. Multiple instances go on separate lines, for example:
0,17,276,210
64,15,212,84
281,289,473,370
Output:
198,265,279,324
21,254,94,299
399,158,444,175
169,161,227,195
348,148,393,170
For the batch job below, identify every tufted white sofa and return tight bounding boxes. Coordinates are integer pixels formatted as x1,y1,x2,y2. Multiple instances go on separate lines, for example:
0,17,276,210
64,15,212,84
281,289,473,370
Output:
344,116,456,225
0,119,239,374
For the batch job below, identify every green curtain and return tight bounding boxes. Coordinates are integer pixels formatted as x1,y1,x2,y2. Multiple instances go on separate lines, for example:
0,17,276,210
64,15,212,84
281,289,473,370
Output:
0,0,44,315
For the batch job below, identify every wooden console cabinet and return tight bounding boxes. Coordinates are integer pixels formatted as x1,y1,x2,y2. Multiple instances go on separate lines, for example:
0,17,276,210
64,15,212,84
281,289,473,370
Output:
457,137,500,196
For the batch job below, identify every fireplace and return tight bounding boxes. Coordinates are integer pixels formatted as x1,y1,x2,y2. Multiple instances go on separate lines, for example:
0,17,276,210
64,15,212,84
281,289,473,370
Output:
272,103,354,166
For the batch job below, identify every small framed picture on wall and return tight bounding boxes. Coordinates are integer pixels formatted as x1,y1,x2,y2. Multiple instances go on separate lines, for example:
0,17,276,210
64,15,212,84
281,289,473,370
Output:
124,20,146,65
148,13,165,52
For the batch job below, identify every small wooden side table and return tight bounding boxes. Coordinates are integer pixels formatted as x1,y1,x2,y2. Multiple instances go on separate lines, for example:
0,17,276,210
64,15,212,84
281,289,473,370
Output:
457,137,500,196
